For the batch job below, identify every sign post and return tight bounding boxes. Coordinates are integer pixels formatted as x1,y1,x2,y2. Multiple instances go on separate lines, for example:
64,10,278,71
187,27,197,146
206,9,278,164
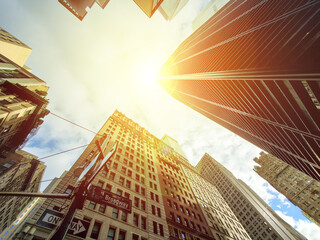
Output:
48,138,117,240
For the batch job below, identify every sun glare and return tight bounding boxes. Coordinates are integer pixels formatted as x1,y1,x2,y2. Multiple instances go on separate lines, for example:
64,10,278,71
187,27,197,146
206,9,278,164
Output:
134,61,160,89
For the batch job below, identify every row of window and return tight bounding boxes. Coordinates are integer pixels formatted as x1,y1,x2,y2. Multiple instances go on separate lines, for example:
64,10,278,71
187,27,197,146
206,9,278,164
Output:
108,171,146,196
169,211,206,233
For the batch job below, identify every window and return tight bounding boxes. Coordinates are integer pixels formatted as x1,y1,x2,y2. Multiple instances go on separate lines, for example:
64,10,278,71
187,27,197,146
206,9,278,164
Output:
126,180,131,188
112,208,119,218
141,200,146,211
90,221,101,239
135,174,140,181
113,163,118,170
151,192,154,200
116,189,123,196
157,207,161,217
152,205,156,215
170,212,175,219
155,194,159,202
109,172,115,180
134,197,139,208
141,216,147,230
153,221,158,234
97,181,104,188
184,219,189,227
88,201,96,210
121,211,127,222
135,184,140,193
65,185,74,194
124,192,130,199
177,215,181,223
174,203,178,210
98,204,106,213
107,227,115,240
106,184,112,191
132,234,139,240
118,230,126,240
133,213,139,227
121,167,126,174
128,170,132,177
101,170,107,177
119,177,124,185
159,224,164,236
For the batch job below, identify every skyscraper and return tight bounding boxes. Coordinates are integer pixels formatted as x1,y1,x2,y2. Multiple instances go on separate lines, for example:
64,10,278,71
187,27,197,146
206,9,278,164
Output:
0,27,49,158
254,152,320,226
19,110,250,240
158,0,189,21
58,0,110,21
133,0,164,18
192,0,230,31
159,0,320,181
196,153,307,240
0,150,46,233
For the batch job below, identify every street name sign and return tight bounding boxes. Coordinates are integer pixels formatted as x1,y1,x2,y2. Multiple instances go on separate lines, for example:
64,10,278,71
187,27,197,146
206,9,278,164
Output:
36,209,90,238
88,185,132,213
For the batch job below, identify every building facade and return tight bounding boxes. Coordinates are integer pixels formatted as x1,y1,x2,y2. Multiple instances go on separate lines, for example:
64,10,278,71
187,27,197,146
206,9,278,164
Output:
196,153,307,240
132,0,164,18
0,150,46,234
58,0,111,21
0,27,49,157
158,0,320,181
192,0,230,31
158,0,189,21
18,110,251,240
254,152,320,226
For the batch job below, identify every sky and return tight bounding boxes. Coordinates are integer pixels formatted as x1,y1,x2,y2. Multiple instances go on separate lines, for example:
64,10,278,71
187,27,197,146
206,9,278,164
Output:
0,0,319,239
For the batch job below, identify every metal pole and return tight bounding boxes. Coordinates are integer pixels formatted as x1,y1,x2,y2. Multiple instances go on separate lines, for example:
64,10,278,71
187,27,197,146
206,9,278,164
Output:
47,141,116,239
0,192,70,198
47,185,86,240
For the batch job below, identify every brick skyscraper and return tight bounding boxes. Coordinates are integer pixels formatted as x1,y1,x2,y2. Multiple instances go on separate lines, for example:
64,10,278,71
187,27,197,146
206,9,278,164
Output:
19,110,250,240
159,0,320,181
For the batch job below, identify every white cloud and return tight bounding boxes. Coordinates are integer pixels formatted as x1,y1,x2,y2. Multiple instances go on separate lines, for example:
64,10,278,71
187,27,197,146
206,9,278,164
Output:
275,211,320,240
278,193,287,203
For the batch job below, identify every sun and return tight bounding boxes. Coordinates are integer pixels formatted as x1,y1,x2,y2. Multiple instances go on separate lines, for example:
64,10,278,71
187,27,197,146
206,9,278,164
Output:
139,63,160,87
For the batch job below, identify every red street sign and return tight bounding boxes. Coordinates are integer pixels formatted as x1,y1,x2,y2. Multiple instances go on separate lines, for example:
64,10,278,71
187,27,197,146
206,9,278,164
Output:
87,185,132,213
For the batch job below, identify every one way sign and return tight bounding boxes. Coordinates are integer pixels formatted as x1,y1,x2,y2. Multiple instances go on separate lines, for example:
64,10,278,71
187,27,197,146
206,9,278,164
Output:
36,209,90,238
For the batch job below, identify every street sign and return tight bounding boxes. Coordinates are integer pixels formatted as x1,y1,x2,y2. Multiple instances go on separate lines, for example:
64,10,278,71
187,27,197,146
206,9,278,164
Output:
77,133,111,181
77,140,117,188
87,185,132,213
36,209,90,238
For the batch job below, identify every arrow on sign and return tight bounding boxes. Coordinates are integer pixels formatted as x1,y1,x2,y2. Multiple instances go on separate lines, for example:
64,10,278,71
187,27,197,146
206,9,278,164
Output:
41,212,86,235
70,220,86,235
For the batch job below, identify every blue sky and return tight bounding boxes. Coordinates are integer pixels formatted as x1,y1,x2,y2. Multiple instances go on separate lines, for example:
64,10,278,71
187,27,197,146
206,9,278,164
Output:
0,0,319,239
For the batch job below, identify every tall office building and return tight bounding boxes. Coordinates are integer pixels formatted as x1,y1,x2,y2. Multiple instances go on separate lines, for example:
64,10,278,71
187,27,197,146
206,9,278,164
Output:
158,0,189,21
20,110,250,240
133,0,164,18
192,0,230,30
0,27,49,157
0,172,67,240
161,134,187,158
0,150,46,233
254,152,320,226
158,0,320,181
58,0,110,20
196,153,307,240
